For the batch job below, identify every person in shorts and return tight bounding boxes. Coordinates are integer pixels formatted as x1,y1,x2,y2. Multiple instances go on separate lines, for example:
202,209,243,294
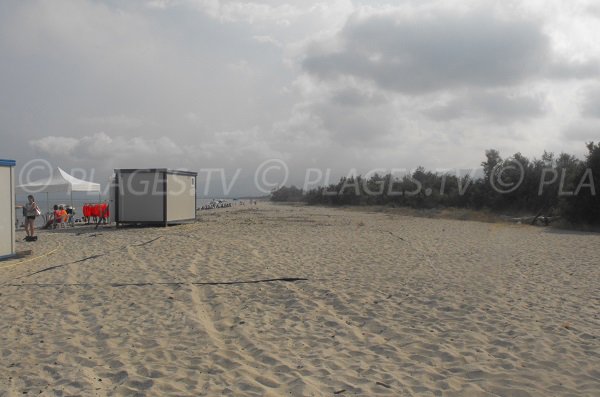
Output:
22,195,40,241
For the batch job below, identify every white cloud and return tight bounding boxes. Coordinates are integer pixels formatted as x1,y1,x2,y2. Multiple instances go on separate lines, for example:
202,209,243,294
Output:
252,35,282,47
191,0,299,24
30,132,184,160
146,0,177,9
186,0,352,26
29,136,80,155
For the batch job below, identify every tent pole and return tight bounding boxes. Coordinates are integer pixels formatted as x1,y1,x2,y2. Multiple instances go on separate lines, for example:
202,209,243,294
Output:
70,191,73,208
46,192,49,220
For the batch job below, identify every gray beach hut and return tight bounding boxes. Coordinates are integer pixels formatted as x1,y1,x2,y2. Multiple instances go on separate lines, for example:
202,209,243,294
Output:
111,168,198,227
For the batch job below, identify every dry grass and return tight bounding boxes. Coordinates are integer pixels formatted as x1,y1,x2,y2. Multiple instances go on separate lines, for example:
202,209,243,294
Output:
337,205,508,224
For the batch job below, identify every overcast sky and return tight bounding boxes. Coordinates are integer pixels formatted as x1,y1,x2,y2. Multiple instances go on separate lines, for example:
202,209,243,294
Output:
1,0,600,196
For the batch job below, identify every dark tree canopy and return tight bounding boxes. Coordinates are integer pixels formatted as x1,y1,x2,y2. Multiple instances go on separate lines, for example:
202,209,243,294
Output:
271,143,600,225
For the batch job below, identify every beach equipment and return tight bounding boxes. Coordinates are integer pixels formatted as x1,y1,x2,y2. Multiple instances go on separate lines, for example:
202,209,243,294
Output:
0,159,16,259
82,203,109,223
15,167,101,216
110,168,197,227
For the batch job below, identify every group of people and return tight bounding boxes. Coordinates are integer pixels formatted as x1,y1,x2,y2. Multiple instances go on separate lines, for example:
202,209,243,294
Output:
42,204,75,229
199,200,258,210
16,195,110,242
200,200,233,210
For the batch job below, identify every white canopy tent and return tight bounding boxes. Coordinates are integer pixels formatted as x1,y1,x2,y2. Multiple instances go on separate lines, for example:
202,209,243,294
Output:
16,167,101,216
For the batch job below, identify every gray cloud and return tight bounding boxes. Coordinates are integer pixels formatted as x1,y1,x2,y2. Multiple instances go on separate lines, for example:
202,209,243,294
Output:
547,60,600,80
330,86,387,107
314,103,396,146
562,120,600,141
303,9,597,94
1,1,598,196
424,91,547,123
581,85,600,118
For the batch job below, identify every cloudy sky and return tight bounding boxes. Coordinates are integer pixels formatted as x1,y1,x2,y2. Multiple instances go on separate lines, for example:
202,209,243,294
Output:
1,0,599,196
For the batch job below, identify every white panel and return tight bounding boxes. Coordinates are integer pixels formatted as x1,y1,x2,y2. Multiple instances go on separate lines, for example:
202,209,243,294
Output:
10,167,15,256
166,174,196,222
0,167,14,257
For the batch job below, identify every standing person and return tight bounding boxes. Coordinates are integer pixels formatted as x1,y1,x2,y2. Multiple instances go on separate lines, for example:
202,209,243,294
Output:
66,205,75,227
23,195,40,241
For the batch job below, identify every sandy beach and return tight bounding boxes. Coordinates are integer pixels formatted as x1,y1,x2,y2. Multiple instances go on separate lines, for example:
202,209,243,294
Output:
0,203,598,396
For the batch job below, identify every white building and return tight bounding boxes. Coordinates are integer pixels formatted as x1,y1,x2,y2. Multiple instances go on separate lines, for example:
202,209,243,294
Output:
0,160,16,259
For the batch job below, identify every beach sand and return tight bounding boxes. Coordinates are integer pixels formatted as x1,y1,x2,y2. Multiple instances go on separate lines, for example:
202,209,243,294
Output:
0,203,598,396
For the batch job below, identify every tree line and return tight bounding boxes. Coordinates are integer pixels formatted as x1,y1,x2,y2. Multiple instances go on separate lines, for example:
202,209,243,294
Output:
270,142,600,225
